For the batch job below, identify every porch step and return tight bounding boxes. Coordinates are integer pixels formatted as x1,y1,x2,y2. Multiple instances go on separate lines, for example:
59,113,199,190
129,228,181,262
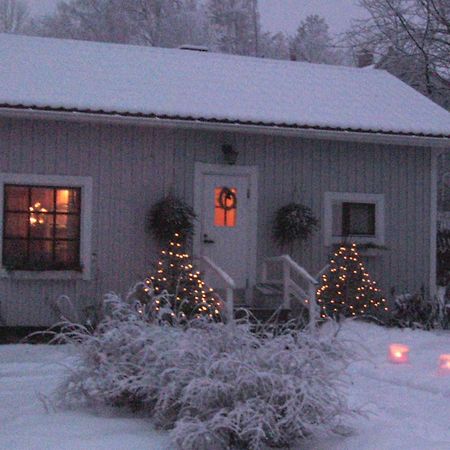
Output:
251,283,284,309
234,307,291,323
254,282,283,296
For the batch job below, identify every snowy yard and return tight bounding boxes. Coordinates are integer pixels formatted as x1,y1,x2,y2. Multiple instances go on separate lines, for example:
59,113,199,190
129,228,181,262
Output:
1,322,449,450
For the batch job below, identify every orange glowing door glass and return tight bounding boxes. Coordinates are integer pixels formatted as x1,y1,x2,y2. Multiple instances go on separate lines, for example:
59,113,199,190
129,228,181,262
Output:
215,187,237,227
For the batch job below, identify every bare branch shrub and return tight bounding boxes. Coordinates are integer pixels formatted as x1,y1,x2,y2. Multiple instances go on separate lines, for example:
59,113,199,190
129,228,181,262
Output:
55,292,357,449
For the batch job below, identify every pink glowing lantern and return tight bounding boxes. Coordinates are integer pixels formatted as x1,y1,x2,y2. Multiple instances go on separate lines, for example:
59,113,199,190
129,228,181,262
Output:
439,354,450,374
388,344,410,364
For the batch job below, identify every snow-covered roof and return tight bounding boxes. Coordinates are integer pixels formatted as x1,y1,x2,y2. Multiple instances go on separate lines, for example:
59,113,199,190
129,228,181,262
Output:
1,34,450,138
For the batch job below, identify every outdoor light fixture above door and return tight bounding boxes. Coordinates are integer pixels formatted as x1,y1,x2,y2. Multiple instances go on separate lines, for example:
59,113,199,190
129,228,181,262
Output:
222,144,239,165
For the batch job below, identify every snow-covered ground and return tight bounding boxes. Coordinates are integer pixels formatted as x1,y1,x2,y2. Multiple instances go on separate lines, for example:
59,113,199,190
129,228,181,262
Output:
1,322,449,450
0,345,171,450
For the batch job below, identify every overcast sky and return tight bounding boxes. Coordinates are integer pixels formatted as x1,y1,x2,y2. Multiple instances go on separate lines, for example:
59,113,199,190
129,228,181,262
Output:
259,0,367,34
26,0,367,35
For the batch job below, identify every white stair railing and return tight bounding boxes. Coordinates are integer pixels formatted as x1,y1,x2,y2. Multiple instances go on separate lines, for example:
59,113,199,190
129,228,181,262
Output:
261,255,319,327
196,255,236,322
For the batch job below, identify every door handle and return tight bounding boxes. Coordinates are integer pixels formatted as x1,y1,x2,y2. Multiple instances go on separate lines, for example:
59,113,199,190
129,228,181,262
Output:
203,234,215,244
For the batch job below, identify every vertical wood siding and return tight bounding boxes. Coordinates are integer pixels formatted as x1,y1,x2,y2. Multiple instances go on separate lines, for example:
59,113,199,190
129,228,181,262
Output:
0,117,432,326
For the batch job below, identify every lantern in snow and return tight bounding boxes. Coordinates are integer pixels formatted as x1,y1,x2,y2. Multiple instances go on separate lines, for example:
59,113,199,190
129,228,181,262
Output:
439,354,450,374
388,344,410,364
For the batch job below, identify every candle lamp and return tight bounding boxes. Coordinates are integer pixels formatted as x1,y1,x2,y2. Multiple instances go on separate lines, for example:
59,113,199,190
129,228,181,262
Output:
388,344,410,364
439,354,450,374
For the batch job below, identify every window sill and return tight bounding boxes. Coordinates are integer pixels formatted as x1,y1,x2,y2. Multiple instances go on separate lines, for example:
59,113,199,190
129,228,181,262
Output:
326,238,387,257
0,269,88,280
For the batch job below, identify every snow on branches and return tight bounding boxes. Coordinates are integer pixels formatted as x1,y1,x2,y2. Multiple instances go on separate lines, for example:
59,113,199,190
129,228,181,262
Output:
55,293,356,449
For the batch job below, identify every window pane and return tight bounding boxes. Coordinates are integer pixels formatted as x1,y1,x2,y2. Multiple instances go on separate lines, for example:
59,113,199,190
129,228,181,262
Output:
214,187,237,227
3,240,27,268
5,186,29,211
4,212,28,238
56,188,80,213
343,203,376,236
29,240,53,267
3,185,81,271
55,241,79,267
55,214,80,239
30,187,54,212
29,214,54,239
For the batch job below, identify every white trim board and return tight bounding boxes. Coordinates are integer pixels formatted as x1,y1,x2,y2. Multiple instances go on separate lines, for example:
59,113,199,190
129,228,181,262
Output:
323,191,385,247
430,152,438,297
0,173,93,280
1,107,449,148
193,162,258,289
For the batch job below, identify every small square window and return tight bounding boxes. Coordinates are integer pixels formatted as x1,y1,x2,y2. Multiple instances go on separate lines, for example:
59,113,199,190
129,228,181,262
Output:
324,192,385,247
342,203,376,236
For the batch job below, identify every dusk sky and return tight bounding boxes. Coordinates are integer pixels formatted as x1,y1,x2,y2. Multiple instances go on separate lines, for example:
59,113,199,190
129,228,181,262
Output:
26,0,367,34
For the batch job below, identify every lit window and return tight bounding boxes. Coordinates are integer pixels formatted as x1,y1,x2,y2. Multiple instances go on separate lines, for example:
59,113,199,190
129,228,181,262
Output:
214,187,237,227
3,185,81,270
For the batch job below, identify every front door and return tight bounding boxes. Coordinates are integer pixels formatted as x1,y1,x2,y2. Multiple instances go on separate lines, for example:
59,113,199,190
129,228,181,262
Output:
194,164,257,290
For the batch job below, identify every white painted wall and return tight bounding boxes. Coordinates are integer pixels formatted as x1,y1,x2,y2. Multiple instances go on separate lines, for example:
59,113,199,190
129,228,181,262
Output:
0,116,434,325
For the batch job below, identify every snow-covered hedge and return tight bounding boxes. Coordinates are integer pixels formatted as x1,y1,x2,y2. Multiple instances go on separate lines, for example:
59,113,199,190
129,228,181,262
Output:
56,292,355,449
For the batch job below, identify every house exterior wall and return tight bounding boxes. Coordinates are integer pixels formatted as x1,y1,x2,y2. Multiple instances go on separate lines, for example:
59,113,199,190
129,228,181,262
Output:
0,116,433,326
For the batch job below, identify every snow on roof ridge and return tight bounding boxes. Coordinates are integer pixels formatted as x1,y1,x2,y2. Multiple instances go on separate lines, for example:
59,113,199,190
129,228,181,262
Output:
2,32,386,76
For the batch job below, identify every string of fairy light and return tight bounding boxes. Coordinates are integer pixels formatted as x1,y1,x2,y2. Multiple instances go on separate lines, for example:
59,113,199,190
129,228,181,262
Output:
316,243,388,318
144,233,223,319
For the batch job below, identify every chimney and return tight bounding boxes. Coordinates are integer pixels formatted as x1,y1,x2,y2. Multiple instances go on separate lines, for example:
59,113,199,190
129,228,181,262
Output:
178,44,209,52
357,49,374,68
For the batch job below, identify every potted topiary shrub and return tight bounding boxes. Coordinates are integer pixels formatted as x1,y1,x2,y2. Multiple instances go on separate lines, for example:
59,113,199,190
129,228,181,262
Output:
147,195,196,245
272,202,318,253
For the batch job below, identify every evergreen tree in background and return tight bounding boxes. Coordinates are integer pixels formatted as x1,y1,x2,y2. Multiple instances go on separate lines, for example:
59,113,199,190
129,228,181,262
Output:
206,0,259,55
292,14,341,64
317,243,388,320
142,233,223,320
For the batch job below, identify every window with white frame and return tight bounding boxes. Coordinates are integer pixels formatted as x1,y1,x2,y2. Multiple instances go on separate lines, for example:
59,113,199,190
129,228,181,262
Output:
0,173,92,278
323,192,385,246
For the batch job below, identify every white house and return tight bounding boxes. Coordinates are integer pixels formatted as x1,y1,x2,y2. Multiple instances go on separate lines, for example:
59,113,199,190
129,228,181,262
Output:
0,34,449,326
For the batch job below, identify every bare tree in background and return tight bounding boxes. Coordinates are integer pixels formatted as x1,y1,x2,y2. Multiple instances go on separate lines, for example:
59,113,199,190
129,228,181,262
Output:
124,0,211,48
0,0,28,33
24,0,346,66
347,0,449,108
259,31,290,60
33,0,212,48
34,0,132,43
207,0,260,56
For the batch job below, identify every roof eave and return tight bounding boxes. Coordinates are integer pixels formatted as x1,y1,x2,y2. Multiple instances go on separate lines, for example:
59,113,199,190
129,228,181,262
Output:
0,105,449,149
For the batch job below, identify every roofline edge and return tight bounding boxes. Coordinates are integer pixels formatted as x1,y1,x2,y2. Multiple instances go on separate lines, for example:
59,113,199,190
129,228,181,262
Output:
0,106,449,149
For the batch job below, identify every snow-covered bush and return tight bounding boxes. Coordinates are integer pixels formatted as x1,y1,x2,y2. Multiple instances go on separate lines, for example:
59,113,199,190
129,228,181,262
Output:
391,292,450,330
55,293,355,449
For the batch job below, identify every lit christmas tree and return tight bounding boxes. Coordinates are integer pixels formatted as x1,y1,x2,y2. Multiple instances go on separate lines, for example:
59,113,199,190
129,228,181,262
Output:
317,244,388,319
142,233,223,321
